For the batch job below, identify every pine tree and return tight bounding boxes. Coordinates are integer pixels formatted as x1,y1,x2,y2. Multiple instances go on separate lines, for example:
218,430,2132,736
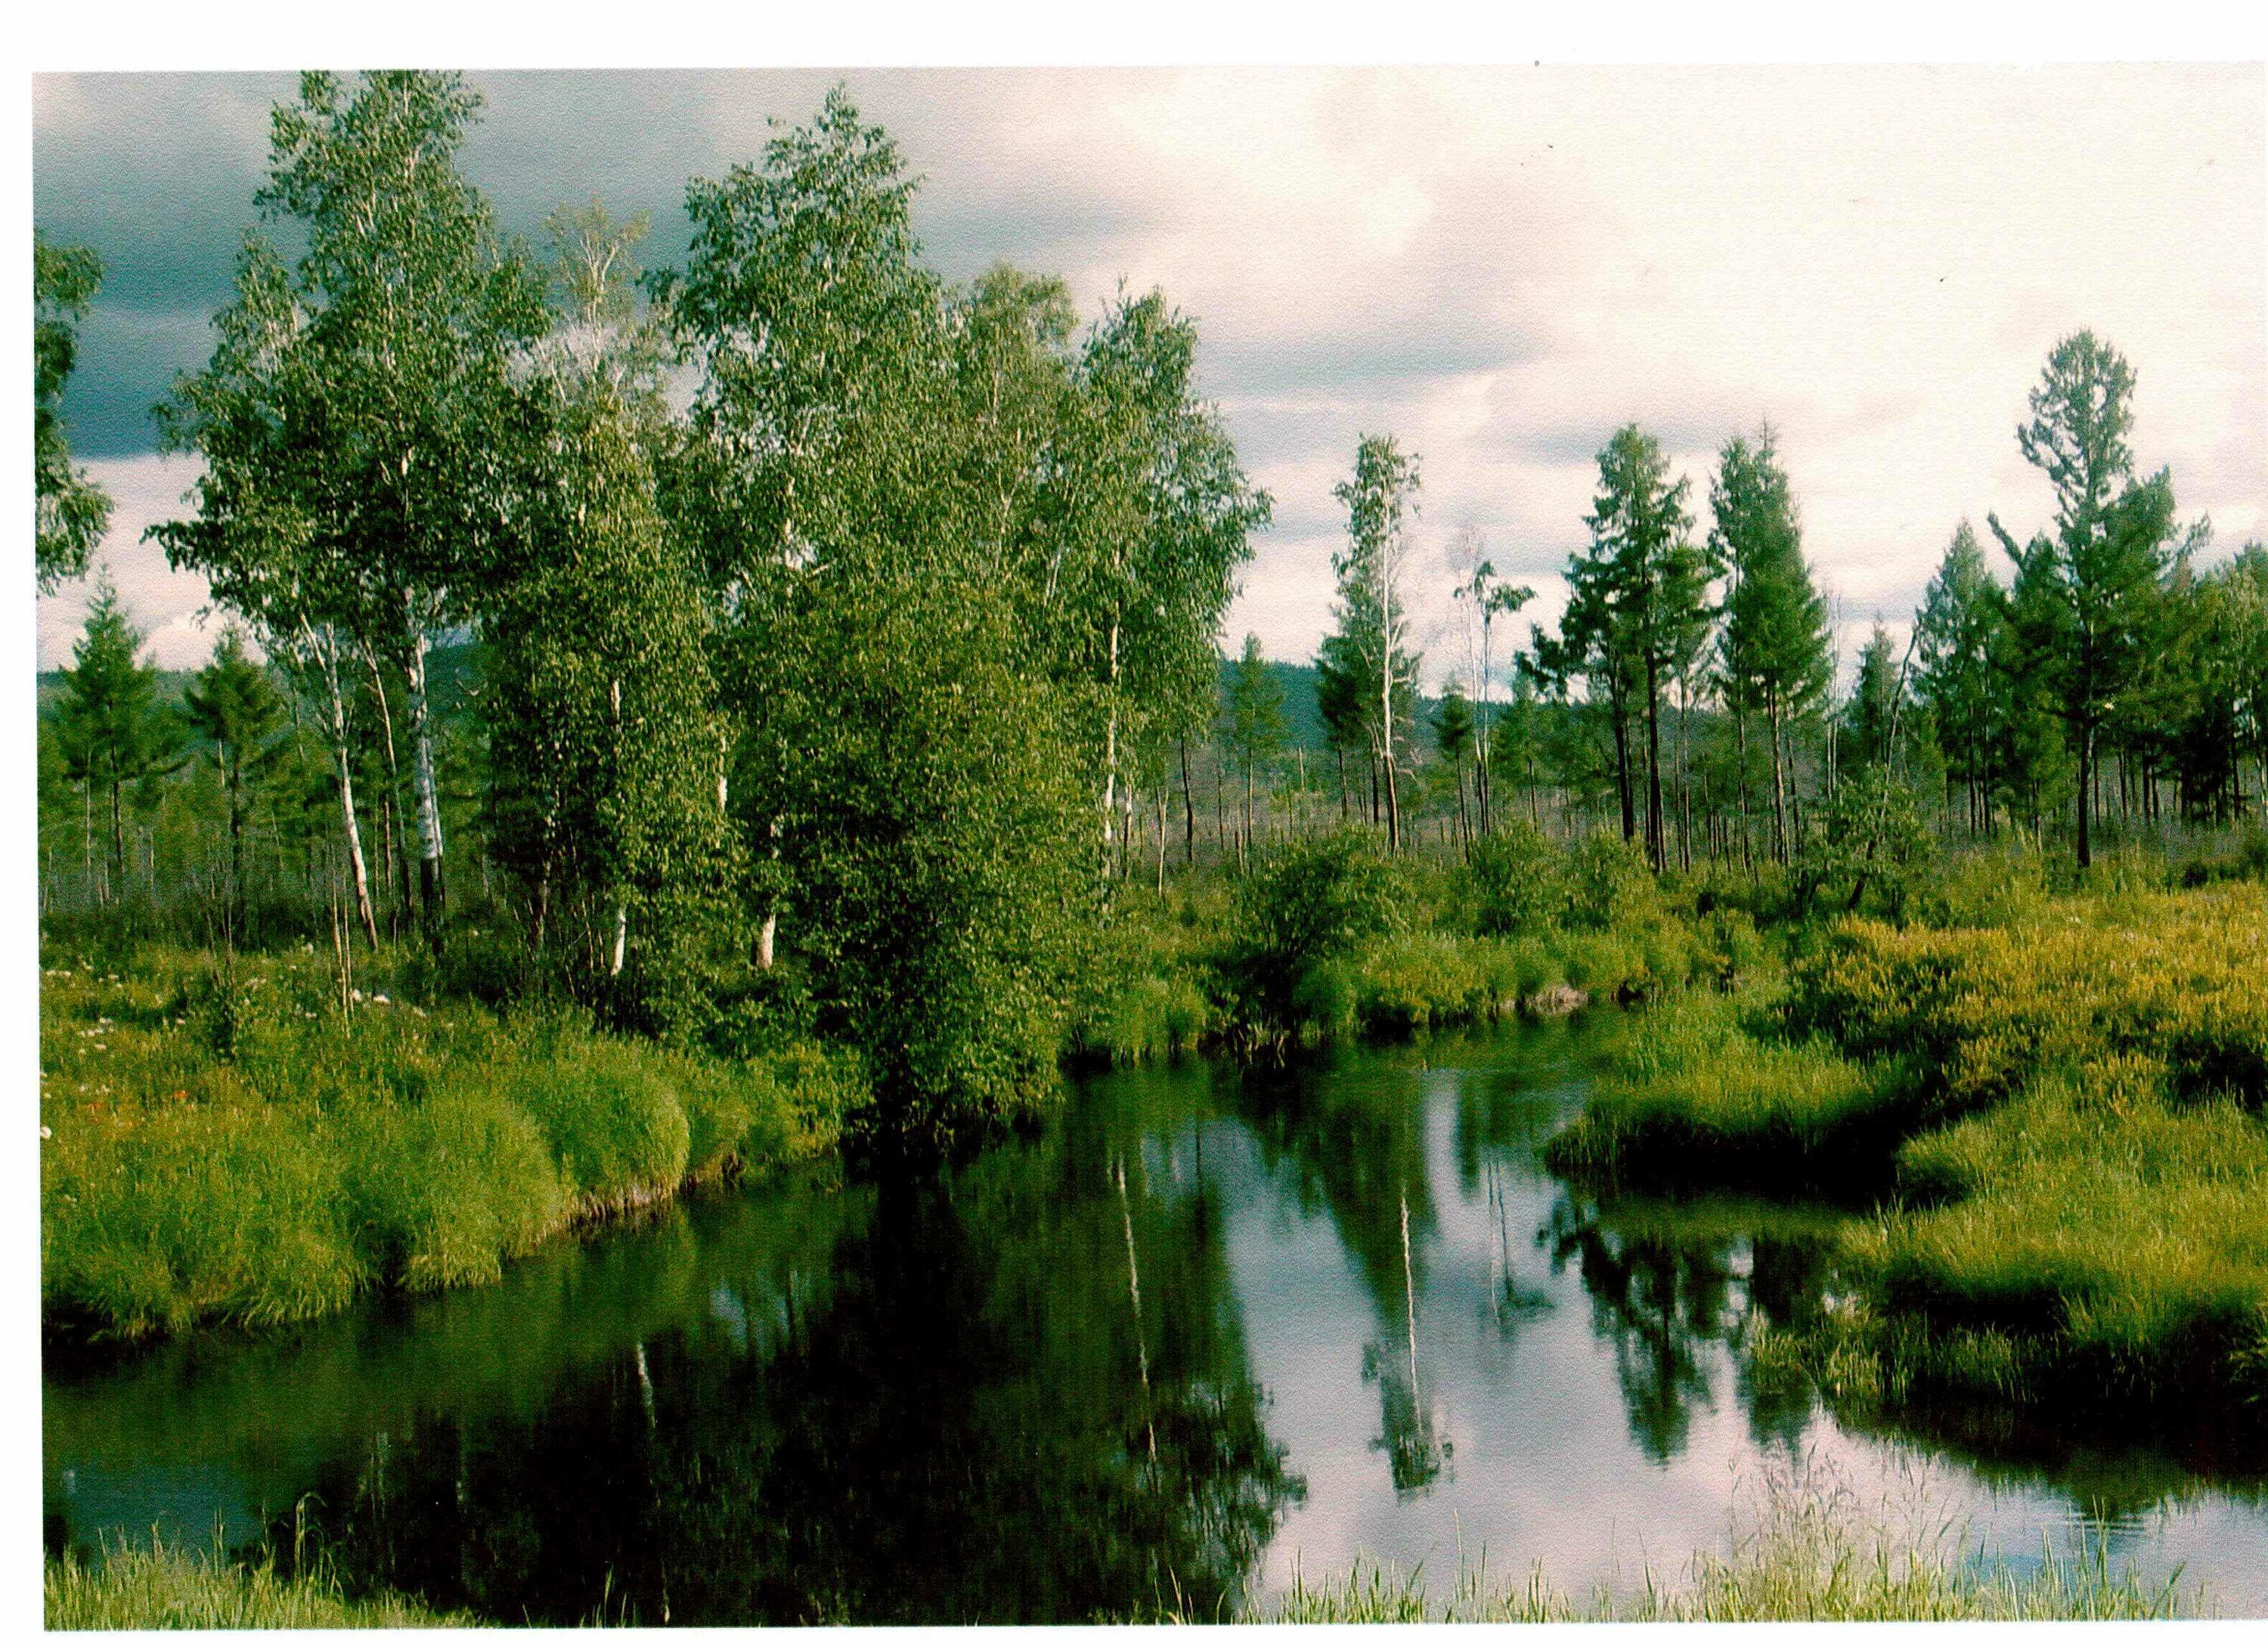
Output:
1583,424,1715,869
53,574,173,902
1988,332,2178,866
1712,425,1830,862
183,624,284,936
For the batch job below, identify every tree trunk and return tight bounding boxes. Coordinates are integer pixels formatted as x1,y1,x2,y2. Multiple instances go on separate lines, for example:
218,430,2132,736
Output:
1155,788,1167,895
1101,618,1121,868
360,639,413,933
1768,692,1789,865
309,624,379,946
1642,652,1665,871
226,749,246,940
1179,736,1197,867
401,605,446,944
2075,723,2093,869
1611,693,1636,844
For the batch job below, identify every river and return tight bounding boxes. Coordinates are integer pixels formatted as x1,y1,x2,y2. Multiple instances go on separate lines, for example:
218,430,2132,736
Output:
42,1014,2268,1622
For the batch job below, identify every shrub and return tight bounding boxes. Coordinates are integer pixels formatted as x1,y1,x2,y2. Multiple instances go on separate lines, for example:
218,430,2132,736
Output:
1565,830,1660,932
1463,821,1569,936
1227,828,1411,1025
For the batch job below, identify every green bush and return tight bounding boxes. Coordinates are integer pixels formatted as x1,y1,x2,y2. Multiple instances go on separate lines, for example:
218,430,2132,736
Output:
1463,820,1569,936
1565,830,1660,932
1227,828,1411,1026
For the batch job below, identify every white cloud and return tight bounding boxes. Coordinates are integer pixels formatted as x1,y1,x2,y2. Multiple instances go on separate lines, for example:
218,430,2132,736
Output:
37,454,220,672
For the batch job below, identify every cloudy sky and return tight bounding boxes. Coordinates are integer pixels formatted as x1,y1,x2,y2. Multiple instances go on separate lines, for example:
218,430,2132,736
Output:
32,65,2266,680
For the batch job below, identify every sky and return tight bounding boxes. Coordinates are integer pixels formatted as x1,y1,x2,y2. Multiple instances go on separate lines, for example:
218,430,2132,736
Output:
30,65,2268,682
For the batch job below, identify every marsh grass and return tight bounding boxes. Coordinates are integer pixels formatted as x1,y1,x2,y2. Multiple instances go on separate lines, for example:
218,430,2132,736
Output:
1548,884,2268,1407
40,943,853,1339
43,1537,464,1630
1256,1457,2194,1623
1543,988,1911,1184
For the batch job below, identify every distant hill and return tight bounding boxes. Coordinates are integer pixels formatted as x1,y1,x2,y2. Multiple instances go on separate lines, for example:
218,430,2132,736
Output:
39,639,1425,759
1211,653,1443,755
36,638,485,724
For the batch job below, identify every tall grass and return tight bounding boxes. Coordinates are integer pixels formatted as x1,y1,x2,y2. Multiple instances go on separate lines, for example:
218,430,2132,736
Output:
1256,1460,2194,1623
44,1539,463,1630
1543,989,1904,1182
40,943,854,1338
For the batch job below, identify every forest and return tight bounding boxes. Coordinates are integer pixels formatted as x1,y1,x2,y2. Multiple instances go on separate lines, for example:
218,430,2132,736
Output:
33,67,2268,1627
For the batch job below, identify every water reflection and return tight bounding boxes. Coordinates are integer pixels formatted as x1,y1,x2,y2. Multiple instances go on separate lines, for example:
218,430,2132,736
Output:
44,1023,2268,1621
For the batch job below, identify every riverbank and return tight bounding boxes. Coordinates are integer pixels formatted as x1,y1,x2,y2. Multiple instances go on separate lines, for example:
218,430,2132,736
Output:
39,942,858,1339
54,1469,2195,1628
1544,881,2268,1416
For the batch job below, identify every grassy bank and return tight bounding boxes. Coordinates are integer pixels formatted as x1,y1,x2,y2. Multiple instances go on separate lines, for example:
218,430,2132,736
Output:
1544,882,2268,1411
45,1541,465,1630
40,942,859,1340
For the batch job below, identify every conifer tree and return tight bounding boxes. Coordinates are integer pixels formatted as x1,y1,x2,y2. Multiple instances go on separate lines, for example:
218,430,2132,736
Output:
184,624,284,936
1712,425,1830,862
53,573,173,902
1582,424,1715,869
1989,332,2178,866
1912,522,2005,835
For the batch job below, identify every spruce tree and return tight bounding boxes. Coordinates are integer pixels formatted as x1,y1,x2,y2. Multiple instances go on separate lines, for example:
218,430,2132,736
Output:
183,624,284,936
1712,425,1830,862
53,574,172,902
1988,332,2178,866
1913,522,2005,835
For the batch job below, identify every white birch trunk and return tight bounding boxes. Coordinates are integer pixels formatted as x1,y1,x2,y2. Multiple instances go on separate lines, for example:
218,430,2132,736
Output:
401,600,446,933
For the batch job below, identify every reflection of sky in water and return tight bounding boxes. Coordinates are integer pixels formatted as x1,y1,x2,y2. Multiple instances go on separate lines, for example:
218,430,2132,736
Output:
43,1030,2268,1619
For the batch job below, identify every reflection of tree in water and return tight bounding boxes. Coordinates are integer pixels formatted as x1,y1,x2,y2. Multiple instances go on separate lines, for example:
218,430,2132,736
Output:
1546,1191,1834,1461
1485,1163,1556,1339
1233,1061,1455,1499
1360,1184,1451,1497
267,1110,1301,1624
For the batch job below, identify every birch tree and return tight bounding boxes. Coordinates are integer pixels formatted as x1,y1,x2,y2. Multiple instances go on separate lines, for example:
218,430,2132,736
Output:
156,70,545,943
1331,435,1421,851
34,231,113,593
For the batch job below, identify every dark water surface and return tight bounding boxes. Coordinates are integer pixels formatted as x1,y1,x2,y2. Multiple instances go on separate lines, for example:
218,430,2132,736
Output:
43,1017,2268,1622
